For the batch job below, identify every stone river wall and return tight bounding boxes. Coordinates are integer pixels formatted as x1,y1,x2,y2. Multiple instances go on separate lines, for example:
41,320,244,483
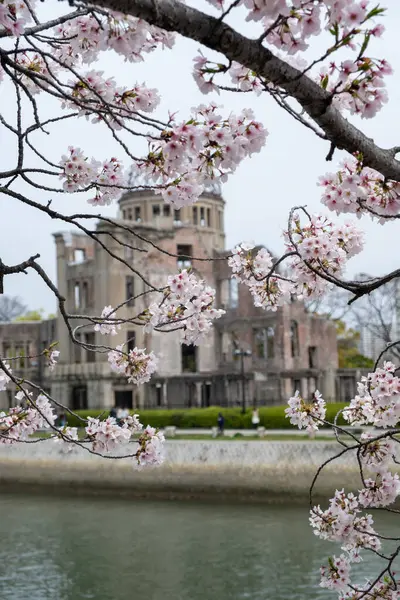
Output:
0,440,399,504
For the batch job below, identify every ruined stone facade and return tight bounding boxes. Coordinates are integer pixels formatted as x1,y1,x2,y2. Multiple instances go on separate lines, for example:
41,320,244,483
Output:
0,185,341,410
0,319,56,407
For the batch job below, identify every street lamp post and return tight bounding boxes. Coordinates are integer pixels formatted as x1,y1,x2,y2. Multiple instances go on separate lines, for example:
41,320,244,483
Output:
233,348,252,414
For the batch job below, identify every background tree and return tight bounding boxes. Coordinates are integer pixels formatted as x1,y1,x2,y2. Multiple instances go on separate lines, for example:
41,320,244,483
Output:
0,296,27,322
335,320,374,369
309,278,400,361
349,275,400,361
14,309,45,322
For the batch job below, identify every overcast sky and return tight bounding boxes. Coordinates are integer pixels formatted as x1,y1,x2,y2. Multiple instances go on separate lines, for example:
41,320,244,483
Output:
0,0,399,314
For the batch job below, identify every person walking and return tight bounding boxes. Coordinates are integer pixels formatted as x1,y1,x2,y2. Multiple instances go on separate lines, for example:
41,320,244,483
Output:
251,408,260,429
217,412,225,436
58,412,67,428
116,406,123,425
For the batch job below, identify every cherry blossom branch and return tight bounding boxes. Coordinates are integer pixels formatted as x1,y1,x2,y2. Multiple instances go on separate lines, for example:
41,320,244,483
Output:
75,0,400,181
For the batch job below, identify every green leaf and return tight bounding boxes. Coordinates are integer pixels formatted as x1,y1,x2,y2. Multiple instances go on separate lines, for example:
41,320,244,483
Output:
366,6,386,19
359,33,371,57
321,75,329,90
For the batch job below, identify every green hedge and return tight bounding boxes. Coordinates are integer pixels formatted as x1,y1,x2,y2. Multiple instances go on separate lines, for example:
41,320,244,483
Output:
66,403,348,430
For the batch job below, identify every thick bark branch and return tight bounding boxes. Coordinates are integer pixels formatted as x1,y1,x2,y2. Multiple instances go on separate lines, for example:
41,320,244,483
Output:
77,0,400,180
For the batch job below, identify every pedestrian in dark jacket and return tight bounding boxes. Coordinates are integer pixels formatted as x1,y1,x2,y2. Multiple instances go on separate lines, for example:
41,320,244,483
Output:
217,412,225,436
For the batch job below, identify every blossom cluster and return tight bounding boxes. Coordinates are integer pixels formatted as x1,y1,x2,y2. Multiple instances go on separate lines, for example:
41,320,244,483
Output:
311,489,381,552
107,346,158,384
343,361,400,428
204,1,389,119
0,0,34,36
285,213,364,299
83,415,164,466
85,415,133,452
94,306,122,336
359,431,396,471
317,56,391,120
136,103,267,207
358,471,400,508
287,374,400,596
135,425,165,467
310,483,400,594
14,53,56,94
53,13,175,66
143,270,225,345
228,242,292,311
0,391,56,444
64,70,160,125
53,426,79,453
229,216,363,310
320,157,400,220
0,363,12,391
206,1,384,51
59,147,125,205
339,578,400,599
97,271,223,385
285,390,326,432
320,554,351,592
44,348,60,371
193,54,263,95
193,52,309,96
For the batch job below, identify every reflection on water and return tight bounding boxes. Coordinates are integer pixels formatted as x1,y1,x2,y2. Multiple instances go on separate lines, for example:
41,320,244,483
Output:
0,493,397,600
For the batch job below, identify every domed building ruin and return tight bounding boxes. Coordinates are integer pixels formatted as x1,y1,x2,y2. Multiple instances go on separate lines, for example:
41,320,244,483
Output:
0,183,340,410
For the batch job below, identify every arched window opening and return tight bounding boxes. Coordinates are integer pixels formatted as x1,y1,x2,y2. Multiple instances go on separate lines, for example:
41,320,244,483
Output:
290,321,299,357
266,326,275,358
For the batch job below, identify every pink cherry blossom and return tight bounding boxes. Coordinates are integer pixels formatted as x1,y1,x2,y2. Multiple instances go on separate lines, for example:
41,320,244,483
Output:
108,345,158,384
85,416,131,453
59,148,125,205
0,363,12,391
0,392,56,444
136,104,267,206
320,157,400,220
94,306,122,335
285,390,326,431
143,270,225,345
53,13,175,65
135,425,165,467
53,426,79,452
47,349,60,371
228,243,293,311
320,554,351,591
358,471,400,508
359,433,396,471
343,361,400,428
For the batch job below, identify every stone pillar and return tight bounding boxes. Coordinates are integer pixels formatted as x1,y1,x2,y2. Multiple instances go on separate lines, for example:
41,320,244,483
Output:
0,390,9,410
87,379,113,408
301,377,308,399
162,382,168,407
195,382,202,407
51,381,70,408
53,234,70,362
322,368,336,403
224,377,230,407
137,385,145,409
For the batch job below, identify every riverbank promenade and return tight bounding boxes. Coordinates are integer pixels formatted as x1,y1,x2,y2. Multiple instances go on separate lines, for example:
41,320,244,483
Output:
0,437,398,505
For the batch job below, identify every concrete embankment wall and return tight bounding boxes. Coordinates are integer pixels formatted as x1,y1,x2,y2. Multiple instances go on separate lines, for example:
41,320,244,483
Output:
0,441,398,505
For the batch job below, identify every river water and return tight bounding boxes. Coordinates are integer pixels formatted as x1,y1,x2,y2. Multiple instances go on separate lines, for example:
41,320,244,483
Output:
0,493,397,600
